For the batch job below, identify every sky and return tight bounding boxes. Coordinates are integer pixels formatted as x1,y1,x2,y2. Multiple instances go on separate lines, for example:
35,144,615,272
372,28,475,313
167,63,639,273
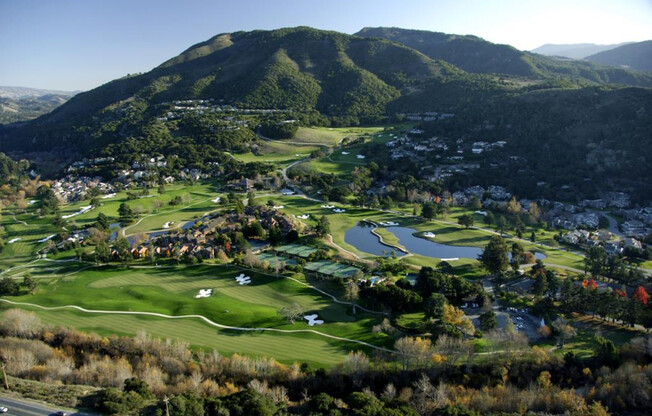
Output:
1,0,651,91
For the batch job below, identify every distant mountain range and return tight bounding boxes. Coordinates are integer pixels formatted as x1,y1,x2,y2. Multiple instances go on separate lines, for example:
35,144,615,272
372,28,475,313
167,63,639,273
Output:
585,40,652,72
0,86,79,100
531,43,631,59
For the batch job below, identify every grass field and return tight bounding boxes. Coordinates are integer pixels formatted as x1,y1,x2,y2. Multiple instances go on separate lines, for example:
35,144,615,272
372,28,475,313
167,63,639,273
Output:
0,264,389,366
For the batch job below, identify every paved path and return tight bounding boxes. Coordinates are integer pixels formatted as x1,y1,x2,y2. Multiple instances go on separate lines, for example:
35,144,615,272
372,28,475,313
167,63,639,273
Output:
0,299,396,354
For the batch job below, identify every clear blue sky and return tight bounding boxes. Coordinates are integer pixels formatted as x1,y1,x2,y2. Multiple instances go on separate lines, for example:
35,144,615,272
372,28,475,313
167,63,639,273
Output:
1,0,650,91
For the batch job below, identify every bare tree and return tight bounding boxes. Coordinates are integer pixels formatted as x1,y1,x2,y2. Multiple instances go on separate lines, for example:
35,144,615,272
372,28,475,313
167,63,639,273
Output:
344,279,360,314
278,303,303,324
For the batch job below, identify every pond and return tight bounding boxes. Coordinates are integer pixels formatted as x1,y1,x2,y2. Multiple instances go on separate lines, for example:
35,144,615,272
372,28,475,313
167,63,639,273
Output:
345,222,546,261
344,222,406,257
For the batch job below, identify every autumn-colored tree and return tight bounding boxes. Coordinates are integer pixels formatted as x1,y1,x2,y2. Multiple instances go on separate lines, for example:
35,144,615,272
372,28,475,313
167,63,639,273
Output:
442,304,475,335
582,279,598,290
633,286,649,305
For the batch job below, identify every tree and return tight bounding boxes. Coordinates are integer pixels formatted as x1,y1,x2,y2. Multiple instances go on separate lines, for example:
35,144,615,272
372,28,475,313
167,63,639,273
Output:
315,215,330,237
458,214,474,229
157,184,166,194
507,196,522,216
96,212,110,230
510,242,524,272
278,303,303,324
552,317,577,347
234,199,245,214
478,236,509,275
424,293,447,320
469,196,482,210
442,304,475,335
585,246,607,278
479,310,498,331
0,277,20,296
498,216,507,236
422,202,435,220
267,225,282,246
533,272,548,296
633,286,649,305
246,191,257,208
528,202,541,223
344,280,360,314
22,275,37,294
118,203,134,223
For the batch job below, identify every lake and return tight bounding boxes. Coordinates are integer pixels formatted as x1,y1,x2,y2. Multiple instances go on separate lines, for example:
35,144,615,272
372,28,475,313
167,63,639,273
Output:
345,222,546,261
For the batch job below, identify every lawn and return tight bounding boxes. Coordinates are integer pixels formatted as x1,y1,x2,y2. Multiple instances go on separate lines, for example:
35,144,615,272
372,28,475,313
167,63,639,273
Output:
0,263,390,366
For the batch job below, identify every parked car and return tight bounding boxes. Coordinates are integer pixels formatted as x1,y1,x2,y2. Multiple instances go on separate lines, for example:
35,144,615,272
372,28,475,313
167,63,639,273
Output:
55,412,68,416
0,407,8,413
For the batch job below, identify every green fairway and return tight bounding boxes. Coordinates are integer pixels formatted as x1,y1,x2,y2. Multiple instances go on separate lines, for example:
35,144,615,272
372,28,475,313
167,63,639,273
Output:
292,126,385,145
230,141,319,164
0,305,353,366
1,264,390,366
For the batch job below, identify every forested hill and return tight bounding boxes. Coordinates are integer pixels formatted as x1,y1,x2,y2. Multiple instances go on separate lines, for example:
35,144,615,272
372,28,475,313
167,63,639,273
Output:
355,27,652,86
0,27,477,154
586,40,652,72
1,26,651,164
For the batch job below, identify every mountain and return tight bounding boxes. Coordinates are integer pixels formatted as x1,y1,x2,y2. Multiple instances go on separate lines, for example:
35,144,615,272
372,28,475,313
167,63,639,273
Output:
0,25,651,196
0,86,79,99
0,94,72,124
531,43,631,59
586,40,652,72
0,27,484,154
355,27,652,86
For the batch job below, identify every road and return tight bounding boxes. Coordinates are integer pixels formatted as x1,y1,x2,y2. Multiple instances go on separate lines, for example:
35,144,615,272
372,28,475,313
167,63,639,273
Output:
0,396,93,416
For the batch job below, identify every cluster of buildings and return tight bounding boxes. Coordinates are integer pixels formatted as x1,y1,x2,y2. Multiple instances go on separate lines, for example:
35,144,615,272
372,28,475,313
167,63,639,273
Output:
51,176,115,203
155,99,291,122
125,205,295,261
397,111,454,121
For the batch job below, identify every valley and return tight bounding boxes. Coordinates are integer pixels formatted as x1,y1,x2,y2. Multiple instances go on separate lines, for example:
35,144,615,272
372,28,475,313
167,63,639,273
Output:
0,22,651,416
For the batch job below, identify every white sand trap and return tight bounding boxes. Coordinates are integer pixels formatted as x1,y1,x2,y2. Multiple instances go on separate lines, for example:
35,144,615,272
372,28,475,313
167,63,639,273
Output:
62,205,92,219
474,210,488,216
273,205,284,209
321,204,335,209
195,289,213,298
235,273,251,285
423,232,436,238
341,151,350,155
38,235,56,243
332,208,346,213
212,196,221,203
8,238,21,244
356,154,365,159
304,314,324,326
440,258,459,261
296,214,310,219
379,221,399,226
163,221,174,229
28,200,37,205
101,193,116,199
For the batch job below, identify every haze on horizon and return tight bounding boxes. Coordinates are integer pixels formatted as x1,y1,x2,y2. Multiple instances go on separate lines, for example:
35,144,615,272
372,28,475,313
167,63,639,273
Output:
1,0,650,91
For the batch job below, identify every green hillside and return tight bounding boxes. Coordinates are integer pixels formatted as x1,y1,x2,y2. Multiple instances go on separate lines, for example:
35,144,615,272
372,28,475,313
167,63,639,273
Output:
356,27,652,86
586,40,652,72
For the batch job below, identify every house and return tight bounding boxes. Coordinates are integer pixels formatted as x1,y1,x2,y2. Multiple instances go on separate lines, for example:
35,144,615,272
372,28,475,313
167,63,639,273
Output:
624,238,643,250
604,242,623,256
